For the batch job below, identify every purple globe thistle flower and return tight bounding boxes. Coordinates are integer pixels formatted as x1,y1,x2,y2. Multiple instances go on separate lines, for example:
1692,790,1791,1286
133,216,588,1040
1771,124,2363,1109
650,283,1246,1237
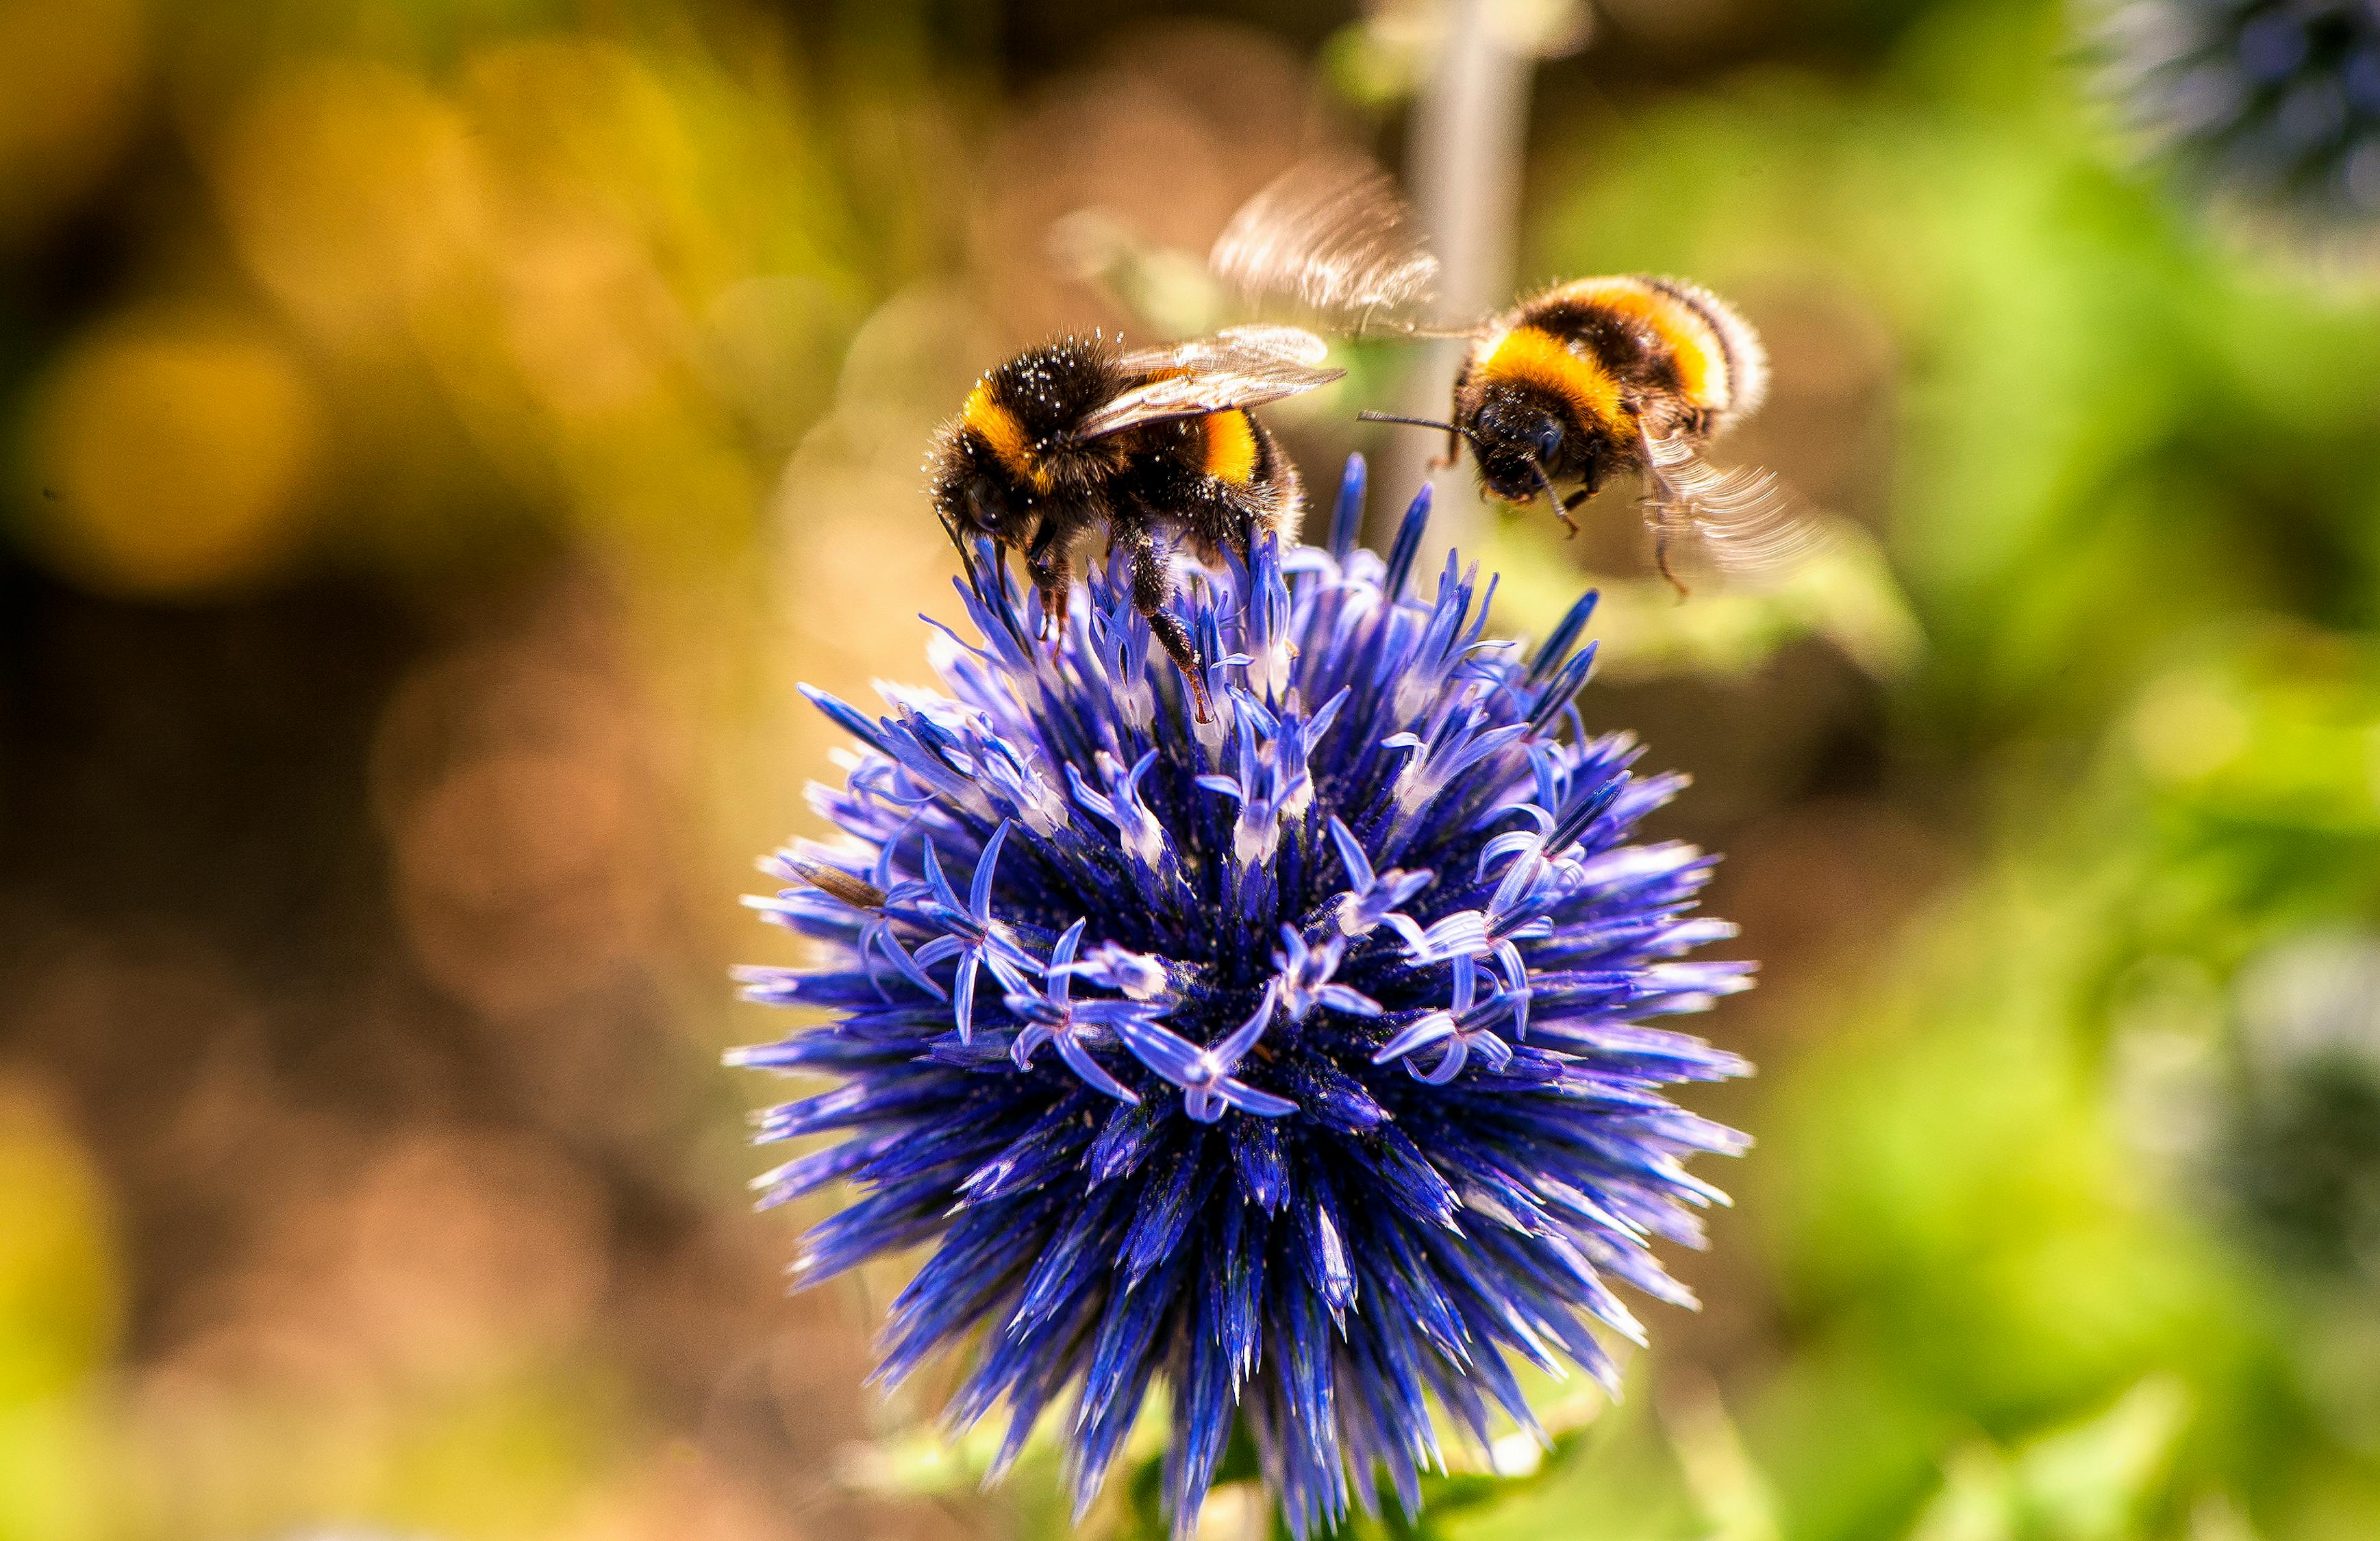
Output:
731,459,1753,1537
2091,0,2380,224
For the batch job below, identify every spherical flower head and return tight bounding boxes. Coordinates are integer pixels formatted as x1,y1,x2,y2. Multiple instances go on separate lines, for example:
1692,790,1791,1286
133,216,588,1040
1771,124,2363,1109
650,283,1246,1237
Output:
731,458,1754,1538
2090,0,2380,227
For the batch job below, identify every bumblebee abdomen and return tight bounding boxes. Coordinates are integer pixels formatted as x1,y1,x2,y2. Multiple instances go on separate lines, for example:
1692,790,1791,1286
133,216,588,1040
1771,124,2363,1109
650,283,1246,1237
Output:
1528,276,1768,433
1201,409,1259,486
1109,408,1301,553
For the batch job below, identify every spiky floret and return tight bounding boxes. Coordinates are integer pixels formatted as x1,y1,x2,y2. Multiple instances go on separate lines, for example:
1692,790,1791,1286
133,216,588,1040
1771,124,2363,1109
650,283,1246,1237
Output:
2091,0,2380,225
731,459,1753,1537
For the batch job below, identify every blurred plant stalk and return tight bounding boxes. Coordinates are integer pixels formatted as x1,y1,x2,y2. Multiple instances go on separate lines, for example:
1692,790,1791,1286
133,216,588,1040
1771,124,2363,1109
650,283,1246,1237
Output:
1389,0,1588,564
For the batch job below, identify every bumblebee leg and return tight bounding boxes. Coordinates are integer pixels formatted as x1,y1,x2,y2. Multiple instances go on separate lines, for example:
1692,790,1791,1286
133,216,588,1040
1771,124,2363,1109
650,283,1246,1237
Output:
1434,363,1471,473
1043,581,1071,645
1631,437,1689,601
1638,449,1694,601
1024,525,1075,644
1651,507,1692,601
1125,531,1212,723
1428,427,1467,474
1653,535,1690,600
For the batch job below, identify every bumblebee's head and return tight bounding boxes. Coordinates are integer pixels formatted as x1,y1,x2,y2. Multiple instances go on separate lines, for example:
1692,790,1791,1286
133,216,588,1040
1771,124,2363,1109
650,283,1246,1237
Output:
931,431,1038,551
961,470,1028,540
1468,388,1596,506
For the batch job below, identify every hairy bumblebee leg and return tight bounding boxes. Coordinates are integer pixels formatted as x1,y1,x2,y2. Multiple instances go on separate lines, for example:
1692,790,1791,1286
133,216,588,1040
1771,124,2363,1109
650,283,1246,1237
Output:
1557,487,1588,538
1125,532,1211,723
1429,416,1468,473
1652,516,1692,602
1041,582,1070,651
1640,450,1692,601
1025,525,1072,643
1151,610,1214,723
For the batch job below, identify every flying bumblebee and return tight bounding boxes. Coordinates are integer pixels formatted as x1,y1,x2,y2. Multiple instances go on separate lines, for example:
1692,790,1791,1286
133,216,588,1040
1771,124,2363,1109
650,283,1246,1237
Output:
930,325,1340,721
1210,159,1820,591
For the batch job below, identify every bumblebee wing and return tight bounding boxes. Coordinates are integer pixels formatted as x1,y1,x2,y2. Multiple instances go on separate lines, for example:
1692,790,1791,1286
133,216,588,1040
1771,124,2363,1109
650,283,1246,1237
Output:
1074,331,1343,441
1642,432,1831,587
1118,324,1333,373
1210,157,1441,333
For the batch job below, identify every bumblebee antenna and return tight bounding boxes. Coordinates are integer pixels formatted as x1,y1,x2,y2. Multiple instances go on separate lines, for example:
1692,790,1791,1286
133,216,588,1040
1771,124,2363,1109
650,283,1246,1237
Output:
938,507,1033,645
938,508,993,601
1358,409,1475,441
934,505,973,565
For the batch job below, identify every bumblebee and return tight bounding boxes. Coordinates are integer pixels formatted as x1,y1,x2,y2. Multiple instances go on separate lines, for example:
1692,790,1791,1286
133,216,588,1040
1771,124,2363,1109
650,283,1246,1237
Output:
1211,160,1816,590
931,326,1338,720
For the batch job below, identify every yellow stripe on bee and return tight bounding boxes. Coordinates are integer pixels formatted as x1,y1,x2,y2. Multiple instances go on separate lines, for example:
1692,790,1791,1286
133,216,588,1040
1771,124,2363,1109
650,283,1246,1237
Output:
1203,409,1258,486
961,381,1049,490
1478,325,1626,427
1551,276,1729,412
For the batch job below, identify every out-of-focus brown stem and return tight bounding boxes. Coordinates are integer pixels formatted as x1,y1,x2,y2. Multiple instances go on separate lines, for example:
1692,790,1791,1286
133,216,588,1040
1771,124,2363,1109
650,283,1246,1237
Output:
1388,0,1536,566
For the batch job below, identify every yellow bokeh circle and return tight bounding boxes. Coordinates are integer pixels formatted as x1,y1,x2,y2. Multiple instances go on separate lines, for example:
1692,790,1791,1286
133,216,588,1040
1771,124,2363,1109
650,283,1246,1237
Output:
28,315,322,597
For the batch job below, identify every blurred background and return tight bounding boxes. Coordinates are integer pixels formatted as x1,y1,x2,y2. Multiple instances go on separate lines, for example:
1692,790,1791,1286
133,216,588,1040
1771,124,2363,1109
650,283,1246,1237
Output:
5,0,2380,1538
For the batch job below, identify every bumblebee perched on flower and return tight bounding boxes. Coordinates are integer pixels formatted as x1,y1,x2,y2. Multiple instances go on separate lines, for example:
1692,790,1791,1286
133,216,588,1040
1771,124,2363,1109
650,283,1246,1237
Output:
930,327,1339,721
1212,160,1818,590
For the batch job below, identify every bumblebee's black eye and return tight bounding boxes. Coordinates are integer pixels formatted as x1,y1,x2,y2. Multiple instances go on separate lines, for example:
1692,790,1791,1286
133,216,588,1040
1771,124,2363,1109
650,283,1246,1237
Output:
966,476,1007,534
1531,419,1564,464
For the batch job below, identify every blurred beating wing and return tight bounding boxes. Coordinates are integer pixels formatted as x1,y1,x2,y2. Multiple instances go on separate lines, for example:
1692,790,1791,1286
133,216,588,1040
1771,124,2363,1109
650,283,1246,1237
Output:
1073,326,1343,442
1210,158,1440,331
1642,431,1831,586
1131,324,1333,371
